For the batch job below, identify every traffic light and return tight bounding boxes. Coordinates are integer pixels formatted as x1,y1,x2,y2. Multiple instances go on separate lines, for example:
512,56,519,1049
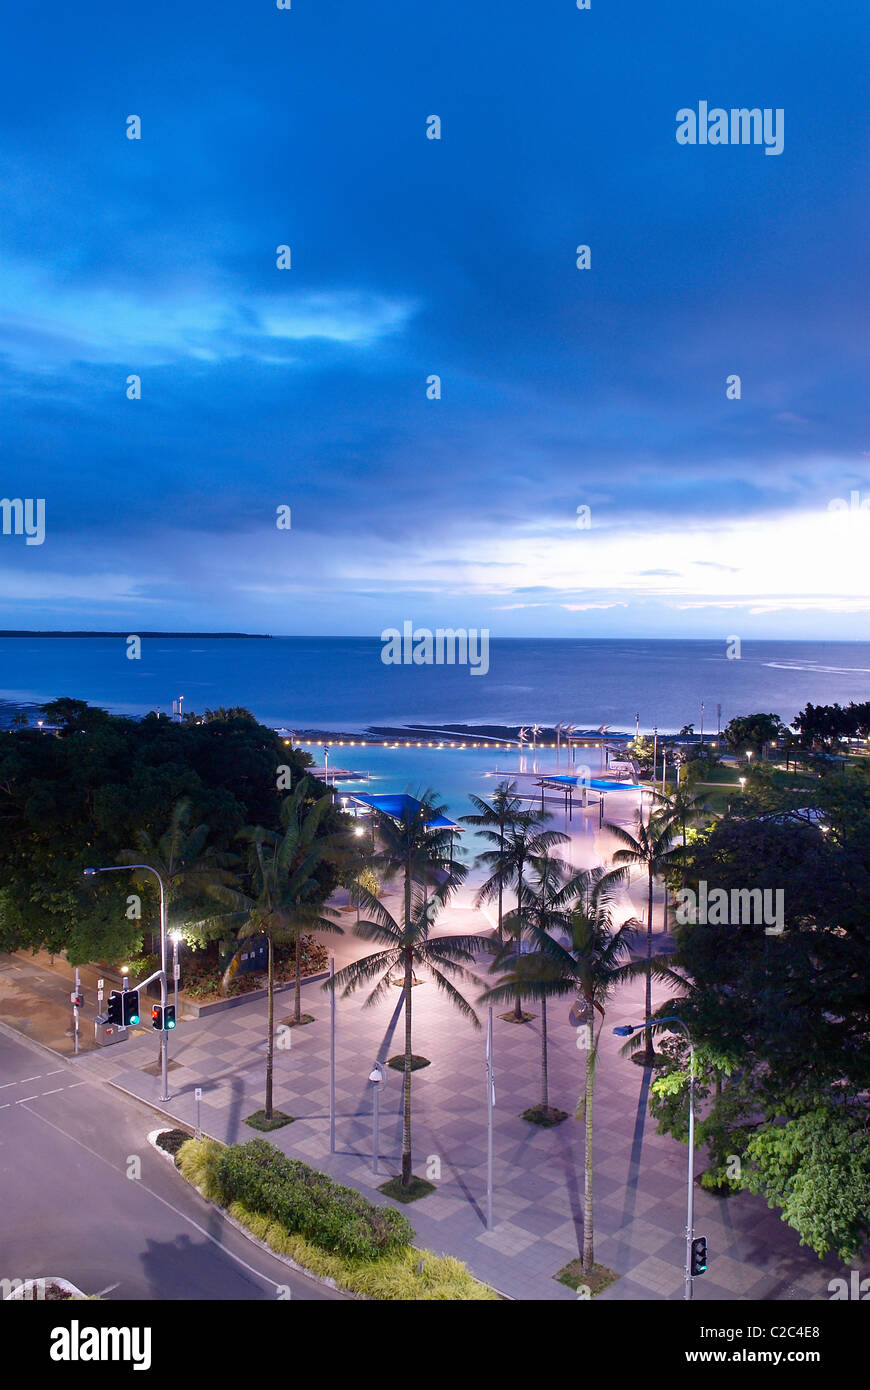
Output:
151,1004,163,1029
164,1005,176,1030
121,989,140,1026
151,1004,177,1031
691,1236,708,1276
107,990,123,1026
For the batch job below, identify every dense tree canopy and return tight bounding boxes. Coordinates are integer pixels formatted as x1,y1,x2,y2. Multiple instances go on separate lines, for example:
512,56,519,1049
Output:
0,701,344,963
651,762,870,1259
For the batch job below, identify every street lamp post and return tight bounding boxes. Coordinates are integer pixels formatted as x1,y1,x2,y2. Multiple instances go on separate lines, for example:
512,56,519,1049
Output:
84,863,170,1102
369,1062,386,1174
614,1016,697,1300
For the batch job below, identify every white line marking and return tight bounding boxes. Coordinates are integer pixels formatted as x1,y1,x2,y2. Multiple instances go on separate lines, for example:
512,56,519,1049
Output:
0,1082,17,1090
17,1094,39,1102
16,1105,293,1297
66,1082,87,1089
19,1075,43,1083
41,1088,64,1096
45,1069,64,1076
96,1282,121,1297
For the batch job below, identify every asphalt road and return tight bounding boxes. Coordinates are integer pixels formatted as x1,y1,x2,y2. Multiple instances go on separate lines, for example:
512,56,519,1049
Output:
0,1026,346,1301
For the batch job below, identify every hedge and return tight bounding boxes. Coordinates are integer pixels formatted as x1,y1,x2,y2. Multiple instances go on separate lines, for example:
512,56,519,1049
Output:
177,1139,500,1300
214,1139,414,1260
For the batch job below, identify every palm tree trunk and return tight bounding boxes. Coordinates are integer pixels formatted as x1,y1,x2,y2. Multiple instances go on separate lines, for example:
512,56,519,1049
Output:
497,873,503,947
541,996,549,1108
513,860,524,1020
643,865,654,1065
265,933,275,1119
401,952,413,1187
582,1018,595,1275
293,932,302,1023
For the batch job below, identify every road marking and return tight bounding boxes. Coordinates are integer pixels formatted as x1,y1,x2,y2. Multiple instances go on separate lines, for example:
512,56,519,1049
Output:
96,1282,121,1297
19,1075,43,1083
67,1082,87,1089
45,1069,64,1077
17,1104,318,1298
0,1103,9,1110
17,1094,39,1102
0,1082,18,1090
41,1088,64,1096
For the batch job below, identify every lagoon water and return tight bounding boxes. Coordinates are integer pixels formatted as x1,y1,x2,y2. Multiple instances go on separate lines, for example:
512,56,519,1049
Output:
1,636,869,736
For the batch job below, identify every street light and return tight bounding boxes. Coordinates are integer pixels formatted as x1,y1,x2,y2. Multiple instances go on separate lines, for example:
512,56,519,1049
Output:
614,1015,697,1300
170,931,183,1014
84,864,170,1102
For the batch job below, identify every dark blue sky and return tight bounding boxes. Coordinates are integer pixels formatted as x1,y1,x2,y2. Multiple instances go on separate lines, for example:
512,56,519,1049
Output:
1,0,868,636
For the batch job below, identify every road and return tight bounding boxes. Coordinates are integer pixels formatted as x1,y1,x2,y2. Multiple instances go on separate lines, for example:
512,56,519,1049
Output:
0,1026,346,1301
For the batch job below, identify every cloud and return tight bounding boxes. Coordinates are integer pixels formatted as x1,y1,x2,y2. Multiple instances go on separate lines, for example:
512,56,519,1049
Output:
0,259,416,369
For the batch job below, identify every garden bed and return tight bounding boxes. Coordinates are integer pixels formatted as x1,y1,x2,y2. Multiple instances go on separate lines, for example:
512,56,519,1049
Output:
172,1135,500,1300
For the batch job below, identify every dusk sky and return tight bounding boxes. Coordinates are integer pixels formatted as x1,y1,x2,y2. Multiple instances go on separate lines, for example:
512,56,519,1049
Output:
1,1,868,638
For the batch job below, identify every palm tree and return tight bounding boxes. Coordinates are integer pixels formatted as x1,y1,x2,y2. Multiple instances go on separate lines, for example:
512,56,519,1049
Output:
328,889,481,1188
556,872,639,1276
373,789,467,939
202,779,346,1119
659,782,712,895
474,806,568,1019
120,797,235,954
603,799,677,1066
461,780,525,944
480,846,575,1113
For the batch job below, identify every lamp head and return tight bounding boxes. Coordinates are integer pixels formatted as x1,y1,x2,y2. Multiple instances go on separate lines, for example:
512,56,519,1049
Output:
613,1025,635,1037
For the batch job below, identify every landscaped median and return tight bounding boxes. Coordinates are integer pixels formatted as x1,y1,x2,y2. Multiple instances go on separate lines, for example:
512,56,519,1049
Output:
167,1132,500,1300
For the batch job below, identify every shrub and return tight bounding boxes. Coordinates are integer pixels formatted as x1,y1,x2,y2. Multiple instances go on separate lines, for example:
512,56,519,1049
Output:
176,1140,498,1300
213,1139,414,1260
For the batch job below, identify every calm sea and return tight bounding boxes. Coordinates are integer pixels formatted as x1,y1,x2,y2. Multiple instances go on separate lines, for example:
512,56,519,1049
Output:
1,636,868,735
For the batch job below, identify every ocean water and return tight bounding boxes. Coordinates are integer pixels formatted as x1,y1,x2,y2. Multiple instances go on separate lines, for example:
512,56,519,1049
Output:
1,636,869,735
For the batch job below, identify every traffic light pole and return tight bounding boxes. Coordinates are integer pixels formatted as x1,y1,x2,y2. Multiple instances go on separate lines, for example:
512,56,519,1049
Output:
84,862,170,1102
685,1035,696,1301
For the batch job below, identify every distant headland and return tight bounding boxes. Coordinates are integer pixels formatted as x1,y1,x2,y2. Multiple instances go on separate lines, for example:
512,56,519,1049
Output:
0,631,272,639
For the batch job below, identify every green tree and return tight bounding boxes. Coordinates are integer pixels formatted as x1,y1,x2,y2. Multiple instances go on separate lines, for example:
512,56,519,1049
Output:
461,779,525,944
328,891,481,1188
373,789,467,943
203,779,346,1118
484,870,638,1276
743,1101,870,1261
723,712,786,758
474,806,568,1020
603,801,678,1065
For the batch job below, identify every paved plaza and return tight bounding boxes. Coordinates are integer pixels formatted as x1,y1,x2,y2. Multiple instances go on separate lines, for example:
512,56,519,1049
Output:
77,895,846,1303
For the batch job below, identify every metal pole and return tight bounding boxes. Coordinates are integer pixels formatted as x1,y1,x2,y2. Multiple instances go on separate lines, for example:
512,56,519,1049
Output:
652,727,658,788
194,1086,202,1141
685,1038,696,1300
700,701,704,744
372,1078,380,1175
486,1006,494,1231
173,936,179,1015
74,966,81,1056
159,875,168,1103
329,956,336,1153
